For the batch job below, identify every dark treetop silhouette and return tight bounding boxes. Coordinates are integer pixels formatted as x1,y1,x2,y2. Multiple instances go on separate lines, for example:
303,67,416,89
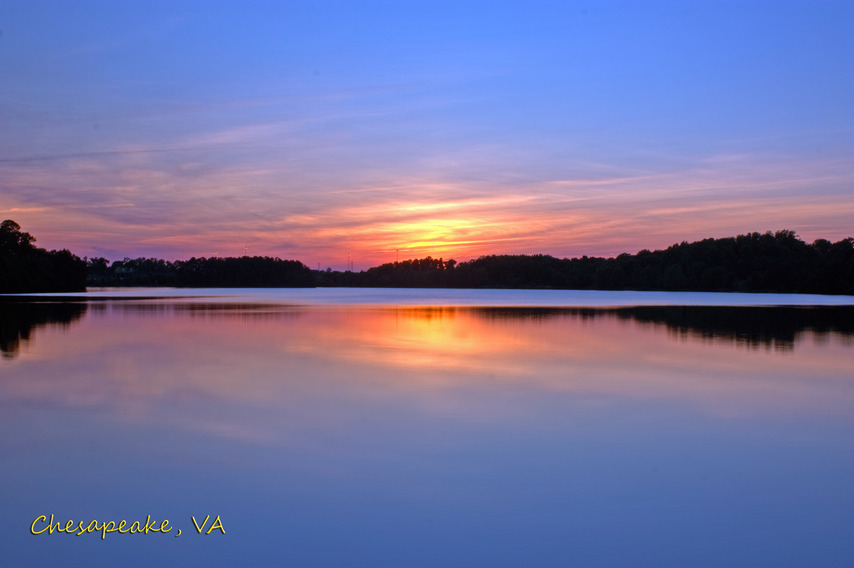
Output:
0,220,87,293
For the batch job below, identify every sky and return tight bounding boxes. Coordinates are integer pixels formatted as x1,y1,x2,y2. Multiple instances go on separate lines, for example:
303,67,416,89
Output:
1,0,852,269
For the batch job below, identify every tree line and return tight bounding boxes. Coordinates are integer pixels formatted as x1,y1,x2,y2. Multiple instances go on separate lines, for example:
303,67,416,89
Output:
2,220,852,294
87,255,315,287
316,230,854,294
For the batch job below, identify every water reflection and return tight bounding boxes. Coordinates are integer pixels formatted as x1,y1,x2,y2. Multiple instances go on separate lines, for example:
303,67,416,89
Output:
3,301,852,417
2,298,853,567
474,305,854,350
5,300,853,360
0,299,87,358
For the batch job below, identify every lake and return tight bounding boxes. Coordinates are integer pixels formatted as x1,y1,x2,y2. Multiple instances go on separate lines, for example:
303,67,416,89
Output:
2,289,853,567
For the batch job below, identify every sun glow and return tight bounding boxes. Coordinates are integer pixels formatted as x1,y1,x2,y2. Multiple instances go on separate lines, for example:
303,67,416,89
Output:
305,194,552,263
378,217,507,256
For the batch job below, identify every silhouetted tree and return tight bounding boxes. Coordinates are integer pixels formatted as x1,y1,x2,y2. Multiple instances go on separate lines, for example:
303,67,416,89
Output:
0,220,87,293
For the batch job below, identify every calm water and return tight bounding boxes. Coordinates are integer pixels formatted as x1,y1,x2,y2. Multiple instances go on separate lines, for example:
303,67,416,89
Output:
2,289,853,567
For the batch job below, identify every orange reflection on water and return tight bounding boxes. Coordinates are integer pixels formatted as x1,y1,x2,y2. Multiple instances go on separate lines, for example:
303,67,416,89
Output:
2,303,852,424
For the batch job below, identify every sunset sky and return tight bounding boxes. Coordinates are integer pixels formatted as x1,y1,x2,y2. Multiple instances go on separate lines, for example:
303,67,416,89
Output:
2,1,852,269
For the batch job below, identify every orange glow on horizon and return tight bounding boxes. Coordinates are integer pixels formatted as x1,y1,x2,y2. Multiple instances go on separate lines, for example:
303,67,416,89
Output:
3,155,853,268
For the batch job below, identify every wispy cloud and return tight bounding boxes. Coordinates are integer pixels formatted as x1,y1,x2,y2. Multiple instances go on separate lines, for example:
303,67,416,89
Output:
2,83,852,268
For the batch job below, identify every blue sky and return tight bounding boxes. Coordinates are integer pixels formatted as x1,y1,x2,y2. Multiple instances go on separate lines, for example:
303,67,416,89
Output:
1,0,852,267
